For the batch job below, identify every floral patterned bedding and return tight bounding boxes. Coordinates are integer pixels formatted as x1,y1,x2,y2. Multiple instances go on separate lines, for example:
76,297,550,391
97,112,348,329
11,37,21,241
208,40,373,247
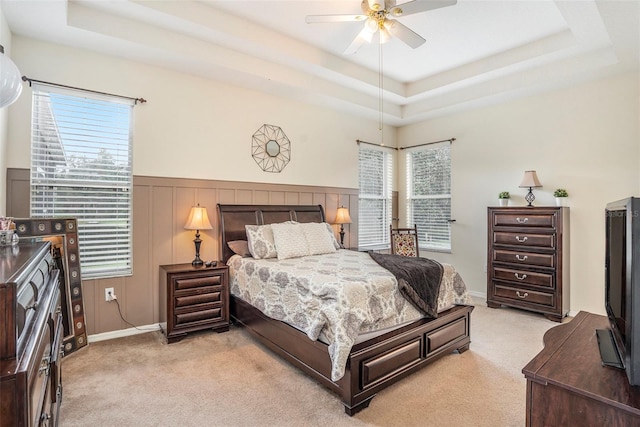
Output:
227,249,472,381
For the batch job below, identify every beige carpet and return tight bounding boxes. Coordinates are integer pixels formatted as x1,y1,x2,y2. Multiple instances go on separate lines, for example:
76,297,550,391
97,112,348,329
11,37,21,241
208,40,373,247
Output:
60,299,562,427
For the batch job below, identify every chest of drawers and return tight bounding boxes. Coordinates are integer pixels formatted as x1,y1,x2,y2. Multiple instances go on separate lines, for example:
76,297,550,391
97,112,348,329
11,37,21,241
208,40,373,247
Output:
1,242,63,427
159,263,229,343
486,206,569,322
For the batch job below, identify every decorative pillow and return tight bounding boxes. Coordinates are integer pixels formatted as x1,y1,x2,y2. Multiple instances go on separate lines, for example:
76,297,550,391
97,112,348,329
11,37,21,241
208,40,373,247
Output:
393,234,418,257
245,224,277,259
271,222,310,260
302,222,337,255
228,240,251,257
324,222,341,249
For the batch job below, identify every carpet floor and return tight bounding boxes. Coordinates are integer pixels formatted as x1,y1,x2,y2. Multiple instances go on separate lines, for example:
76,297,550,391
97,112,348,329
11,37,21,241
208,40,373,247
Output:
60,299,562,426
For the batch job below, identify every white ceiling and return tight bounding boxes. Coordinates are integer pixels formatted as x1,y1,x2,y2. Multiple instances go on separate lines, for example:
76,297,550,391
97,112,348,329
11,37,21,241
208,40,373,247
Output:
2,0,639,126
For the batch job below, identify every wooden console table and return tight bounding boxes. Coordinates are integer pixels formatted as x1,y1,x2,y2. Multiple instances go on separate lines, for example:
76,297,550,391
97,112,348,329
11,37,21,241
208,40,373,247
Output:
523,311,640,426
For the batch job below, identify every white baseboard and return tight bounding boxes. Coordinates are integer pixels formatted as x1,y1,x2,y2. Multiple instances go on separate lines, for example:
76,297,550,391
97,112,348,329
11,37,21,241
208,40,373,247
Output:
468,290,486,301
88,323,161,343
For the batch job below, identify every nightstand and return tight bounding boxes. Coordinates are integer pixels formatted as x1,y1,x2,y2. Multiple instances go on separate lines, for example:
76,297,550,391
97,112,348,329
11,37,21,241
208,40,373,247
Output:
159,262,229,343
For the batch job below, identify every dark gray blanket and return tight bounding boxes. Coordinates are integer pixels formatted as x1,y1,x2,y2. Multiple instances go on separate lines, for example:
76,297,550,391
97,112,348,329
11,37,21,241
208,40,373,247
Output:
369,252,443,318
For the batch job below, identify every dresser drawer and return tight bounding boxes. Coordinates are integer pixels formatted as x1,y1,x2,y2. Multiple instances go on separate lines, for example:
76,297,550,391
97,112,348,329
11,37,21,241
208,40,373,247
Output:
175,308,222,326
493,213,556,229
493,232,555,249
492,284,555,308
493,267,554,288
174,275,221,291
175,289,222,308
493,249,555,268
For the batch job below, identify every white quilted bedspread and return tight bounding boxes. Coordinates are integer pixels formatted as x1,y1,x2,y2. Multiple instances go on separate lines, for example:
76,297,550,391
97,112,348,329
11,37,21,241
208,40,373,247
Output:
227,249,472,381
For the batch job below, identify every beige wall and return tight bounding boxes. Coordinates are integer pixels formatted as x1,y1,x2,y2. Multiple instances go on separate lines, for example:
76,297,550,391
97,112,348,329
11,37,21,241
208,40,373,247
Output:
6,36,397,189
398,71,640,315
0,8,13,216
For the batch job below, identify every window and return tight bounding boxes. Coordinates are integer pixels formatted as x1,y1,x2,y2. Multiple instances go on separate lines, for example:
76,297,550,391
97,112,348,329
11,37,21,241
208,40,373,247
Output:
406,142,451,252
358,145,393,249
30,84,134,279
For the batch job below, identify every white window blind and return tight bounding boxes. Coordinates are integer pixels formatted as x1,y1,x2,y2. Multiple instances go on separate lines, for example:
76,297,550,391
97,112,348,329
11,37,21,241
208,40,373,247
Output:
406,142,452,252
30,84,134,279
358,146,393,249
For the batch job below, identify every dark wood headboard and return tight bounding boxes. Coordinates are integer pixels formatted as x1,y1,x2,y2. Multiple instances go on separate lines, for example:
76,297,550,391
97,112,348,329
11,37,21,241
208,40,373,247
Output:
217,204,326,263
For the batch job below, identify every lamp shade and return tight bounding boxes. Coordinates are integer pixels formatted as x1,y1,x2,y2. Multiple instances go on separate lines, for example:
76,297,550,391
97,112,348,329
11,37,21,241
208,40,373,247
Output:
335,207,352,225
0,45,22,108
184,205,213,230
519,170,542,188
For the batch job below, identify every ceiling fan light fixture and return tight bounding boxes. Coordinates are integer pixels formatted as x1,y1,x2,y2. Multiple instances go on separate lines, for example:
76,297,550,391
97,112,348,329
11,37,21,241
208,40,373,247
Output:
367,0,384,12
379,27,391,44
390,7,403,17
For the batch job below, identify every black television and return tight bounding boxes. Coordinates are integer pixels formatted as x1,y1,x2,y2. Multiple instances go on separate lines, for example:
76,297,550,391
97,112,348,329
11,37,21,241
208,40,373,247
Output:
597,197,640,385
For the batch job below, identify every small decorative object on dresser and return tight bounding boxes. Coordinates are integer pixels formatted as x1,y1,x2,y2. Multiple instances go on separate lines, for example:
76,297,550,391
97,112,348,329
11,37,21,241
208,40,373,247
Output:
159,262,229,343
486,206,569,322
553,188,569,206
498,191,510,207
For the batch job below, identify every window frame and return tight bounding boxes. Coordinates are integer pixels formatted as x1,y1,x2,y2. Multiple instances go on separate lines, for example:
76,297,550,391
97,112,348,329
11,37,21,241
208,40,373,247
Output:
405,141,452,253
358,145,394,250
29,83,135,279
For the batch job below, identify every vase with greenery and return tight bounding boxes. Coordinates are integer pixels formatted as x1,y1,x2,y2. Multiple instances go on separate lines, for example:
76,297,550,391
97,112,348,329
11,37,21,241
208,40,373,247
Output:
554,188,568,206
498,191,510,206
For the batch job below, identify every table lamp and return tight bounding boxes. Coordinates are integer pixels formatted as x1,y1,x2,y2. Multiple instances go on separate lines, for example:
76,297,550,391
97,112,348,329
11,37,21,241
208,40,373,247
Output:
184,204,213,266
519,170,542,207
334,206,352,247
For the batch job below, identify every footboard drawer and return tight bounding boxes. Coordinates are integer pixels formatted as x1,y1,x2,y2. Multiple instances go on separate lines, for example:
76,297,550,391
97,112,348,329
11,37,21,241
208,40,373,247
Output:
362,338,422,388
426,318,467,355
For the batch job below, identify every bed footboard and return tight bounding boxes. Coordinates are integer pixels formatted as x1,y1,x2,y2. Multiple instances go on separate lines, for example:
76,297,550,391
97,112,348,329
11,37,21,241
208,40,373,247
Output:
231,296,473,415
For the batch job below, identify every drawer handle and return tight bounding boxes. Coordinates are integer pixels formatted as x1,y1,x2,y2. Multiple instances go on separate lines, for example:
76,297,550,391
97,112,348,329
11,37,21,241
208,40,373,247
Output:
515,254,528,261
515,236,528,243
516,217,529,223
516,291,529,299
515,273,528,280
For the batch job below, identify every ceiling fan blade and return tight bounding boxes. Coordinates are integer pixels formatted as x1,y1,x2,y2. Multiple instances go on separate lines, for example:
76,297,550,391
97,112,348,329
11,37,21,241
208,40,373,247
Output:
384,19,426,48
344,28,370,55
390,0,457,17
305,14,367,24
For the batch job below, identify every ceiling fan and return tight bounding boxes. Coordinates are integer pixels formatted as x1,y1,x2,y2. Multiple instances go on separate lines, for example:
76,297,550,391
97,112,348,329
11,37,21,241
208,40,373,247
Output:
306,0,457,54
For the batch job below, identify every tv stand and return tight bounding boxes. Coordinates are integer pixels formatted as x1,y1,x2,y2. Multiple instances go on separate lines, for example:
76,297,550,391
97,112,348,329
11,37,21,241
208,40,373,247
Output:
596,328,624,369
523,311,640,426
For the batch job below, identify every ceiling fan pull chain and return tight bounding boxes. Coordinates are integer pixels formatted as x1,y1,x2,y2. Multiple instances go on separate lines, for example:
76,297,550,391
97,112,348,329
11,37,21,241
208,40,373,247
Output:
379,41,384,133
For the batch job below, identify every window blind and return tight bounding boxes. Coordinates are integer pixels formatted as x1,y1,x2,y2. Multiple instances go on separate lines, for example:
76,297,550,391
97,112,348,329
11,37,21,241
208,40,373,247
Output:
358,146,393,248
30,84,134,279
406,142,451,251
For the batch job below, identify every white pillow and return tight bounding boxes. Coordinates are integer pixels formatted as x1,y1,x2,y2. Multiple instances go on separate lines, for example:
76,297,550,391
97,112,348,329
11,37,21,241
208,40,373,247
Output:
271,222,310,260
245,224,277,259
302,223,337,255
323,222,341,249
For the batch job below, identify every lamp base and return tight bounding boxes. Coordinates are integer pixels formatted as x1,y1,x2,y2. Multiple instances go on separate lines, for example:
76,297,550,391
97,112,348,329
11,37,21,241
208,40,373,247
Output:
339,224,345,247
192,231,203,267
525,187,536,207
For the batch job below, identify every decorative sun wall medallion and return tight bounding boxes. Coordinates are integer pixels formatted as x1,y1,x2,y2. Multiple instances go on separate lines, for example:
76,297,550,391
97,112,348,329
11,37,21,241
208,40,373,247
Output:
252,124,291,173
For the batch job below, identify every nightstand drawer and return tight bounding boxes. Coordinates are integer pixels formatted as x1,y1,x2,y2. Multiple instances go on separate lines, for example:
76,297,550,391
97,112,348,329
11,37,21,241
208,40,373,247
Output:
493,232,555,249
493,267,554,288
493,249,555,268
493,284,555,308
175,308,222,325
493,213,556,229
175,291,222,308
174,275,221,290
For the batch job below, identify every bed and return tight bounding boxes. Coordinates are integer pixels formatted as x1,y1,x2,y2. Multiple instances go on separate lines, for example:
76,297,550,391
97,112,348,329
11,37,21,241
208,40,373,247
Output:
217,204,474,415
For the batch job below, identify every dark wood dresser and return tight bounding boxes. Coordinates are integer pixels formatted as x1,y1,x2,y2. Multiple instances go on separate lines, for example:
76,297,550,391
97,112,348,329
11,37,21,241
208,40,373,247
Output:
159,263,229,343
487,206,569,321
0,242,63,427
523,311,640,426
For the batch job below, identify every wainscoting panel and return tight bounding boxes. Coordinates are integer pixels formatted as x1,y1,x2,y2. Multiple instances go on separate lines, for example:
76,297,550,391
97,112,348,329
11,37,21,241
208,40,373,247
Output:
5,169,361,335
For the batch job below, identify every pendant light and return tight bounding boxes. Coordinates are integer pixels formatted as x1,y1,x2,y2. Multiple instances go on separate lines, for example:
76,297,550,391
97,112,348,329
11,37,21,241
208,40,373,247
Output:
0,45,22,108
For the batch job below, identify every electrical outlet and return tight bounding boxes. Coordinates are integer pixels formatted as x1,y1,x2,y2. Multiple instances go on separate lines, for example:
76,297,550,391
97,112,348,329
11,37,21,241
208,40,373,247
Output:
105,287,115,302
